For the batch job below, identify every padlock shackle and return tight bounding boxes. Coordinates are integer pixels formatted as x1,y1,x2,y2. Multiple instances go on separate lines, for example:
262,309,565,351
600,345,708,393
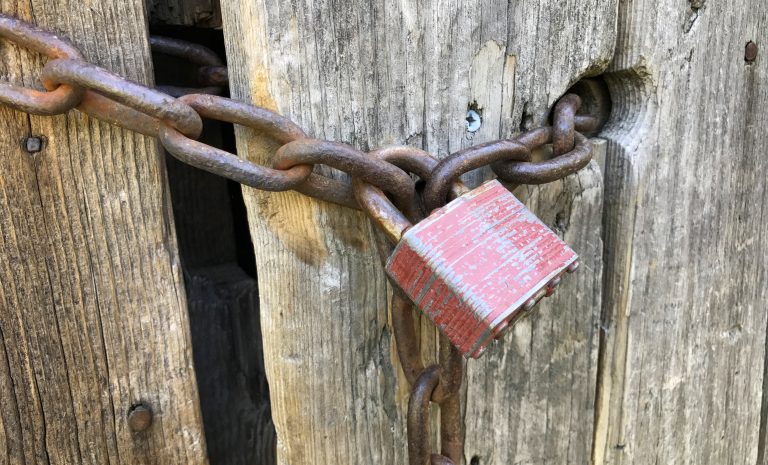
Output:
353,146,467,244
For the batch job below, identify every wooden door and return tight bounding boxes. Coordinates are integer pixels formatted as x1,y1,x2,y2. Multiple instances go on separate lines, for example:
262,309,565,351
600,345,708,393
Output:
221,1,612,463
0,2,208,464
221,1,768,464
596,2,768,464
0,1,765,464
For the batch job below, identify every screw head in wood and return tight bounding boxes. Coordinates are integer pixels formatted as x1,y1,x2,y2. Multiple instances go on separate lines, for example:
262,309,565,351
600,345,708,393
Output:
23,136,42,153
745,41,758,62
466,109,482,132
127,404,153,432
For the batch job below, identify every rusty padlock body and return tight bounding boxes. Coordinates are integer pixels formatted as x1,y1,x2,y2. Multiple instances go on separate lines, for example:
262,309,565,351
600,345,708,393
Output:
356,159,578,358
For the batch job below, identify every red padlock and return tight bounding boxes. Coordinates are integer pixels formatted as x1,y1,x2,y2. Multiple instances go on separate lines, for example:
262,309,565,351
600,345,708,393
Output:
356,157,578,358
387,179,577,358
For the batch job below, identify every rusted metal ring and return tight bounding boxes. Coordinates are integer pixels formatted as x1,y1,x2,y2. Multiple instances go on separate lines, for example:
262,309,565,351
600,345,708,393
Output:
370,146,438,181
76,91,163,137
436,383,463,463
432,339,463,402
552,93,581,155
149,36,224,67
149,36,228,96
491,91,597,185
198,66,229,87
574,115,599,134
180,94,305,143
161,127,312,190
491,132,592,184
352,147,431,243
352,146,470,244
408,366,441,465
293,173,360,209
41,58,203,138
569,78,611,136
275,139,419,220
423,139,530,212
507,126,547,152
391,293,426,386
187,94,360,207
354,179,412,243
368,147,431,224
370,146,470,200
0,15,85,115
157,94,313,190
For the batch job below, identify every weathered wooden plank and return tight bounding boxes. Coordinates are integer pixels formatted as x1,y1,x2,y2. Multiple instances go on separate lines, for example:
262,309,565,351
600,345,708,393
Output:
594,2,768,464
221,1,614,464
464,145,604,465
0,3,208,464
146,0,221,28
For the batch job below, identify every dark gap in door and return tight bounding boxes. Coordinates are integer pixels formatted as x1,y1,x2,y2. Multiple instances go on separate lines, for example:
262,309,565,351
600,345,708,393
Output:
151,25,276,465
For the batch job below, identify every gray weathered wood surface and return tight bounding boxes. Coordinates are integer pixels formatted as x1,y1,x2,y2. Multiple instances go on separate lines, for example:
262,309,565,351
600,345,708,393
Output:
594,2,768,465
0,2,208,464
221,1,614,464
464,149,604,465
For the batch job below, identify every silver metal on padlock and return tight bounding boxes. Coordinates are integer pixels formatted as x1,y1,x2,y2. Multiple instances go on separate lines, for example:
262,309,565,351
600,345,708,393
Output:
354,150,578,358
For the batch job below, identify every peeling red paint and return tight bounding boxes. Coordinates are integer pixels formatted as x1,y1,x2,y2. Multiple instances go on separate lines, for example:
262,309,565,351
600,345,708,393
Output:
386,180,578,358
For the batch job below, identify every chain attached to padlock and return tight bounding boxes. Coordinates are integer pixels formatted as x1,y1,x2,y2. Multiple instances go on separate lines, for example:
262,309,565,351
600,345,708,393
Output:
352,99,589,464
0,15,609,465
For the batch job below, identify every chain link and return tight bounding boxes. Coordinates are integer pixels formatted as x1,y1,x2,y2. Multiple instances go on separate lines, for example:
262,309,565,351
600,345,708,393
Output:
0,15,608,465
149,36,228,96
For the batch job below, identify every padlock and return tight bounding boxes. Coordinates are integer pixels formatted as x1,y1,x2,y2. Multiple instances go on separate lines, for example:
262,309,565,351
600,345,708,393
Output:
356,172,578,359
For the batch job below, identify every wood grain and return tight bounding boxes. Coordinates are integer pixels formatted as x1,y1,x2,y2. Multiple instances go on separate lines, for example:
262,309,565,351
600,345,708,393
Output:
221,1,614,464
0,2,208,464
464,146,604,465
594,2,768,464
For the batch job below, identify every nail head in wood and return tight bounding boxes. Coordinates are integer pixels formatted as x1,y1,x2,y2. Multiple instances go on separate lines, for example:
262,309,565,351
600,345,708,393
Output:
745,41,758,62
24,136,42,153
128,404,153,432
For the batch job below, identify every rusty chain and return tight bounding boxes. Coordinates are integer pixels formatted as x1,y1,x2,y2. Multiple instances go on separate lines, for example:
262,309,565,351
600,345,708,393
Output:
0,15,608,465
149,35,228,97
